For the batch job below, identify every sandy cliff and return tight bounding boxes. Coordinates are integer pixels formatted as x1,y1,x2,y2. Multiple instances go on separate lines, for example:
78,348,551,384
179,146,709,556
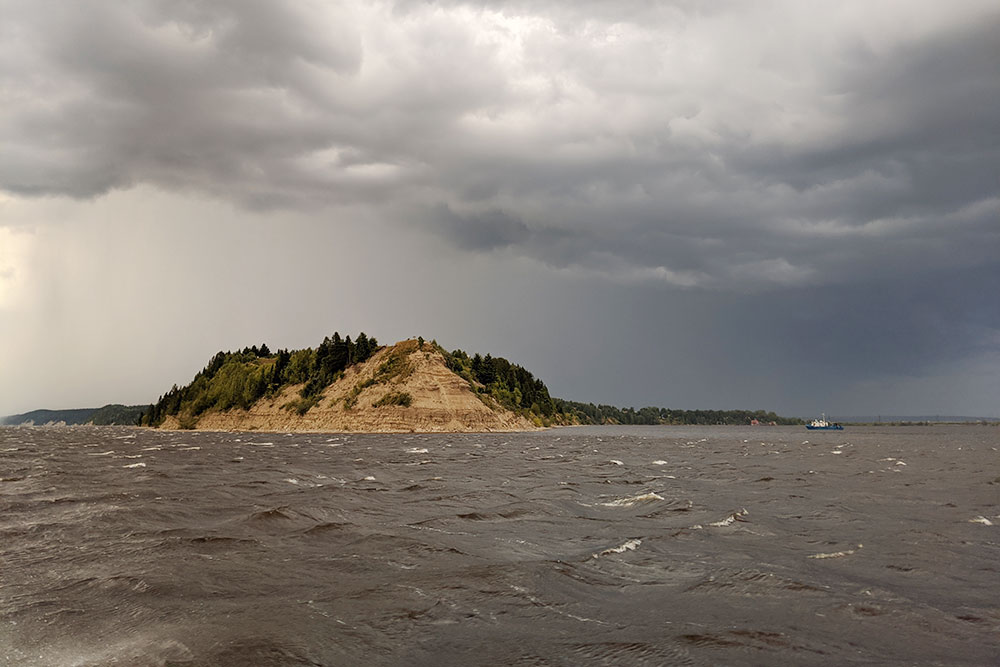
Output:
159,340,536,433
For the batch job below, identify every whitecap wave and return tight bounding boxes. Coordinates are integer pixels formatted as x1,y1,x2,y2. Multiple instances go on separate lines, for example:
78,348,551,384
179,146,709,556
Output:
707,508,749,527
809,544,863,559
594,538,642,558
599,492,664,507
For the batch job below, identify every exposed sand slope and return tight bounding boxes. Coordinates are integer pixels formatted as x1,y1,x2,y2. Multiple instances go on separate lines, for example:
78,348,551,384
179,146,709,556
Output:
159,340,536,433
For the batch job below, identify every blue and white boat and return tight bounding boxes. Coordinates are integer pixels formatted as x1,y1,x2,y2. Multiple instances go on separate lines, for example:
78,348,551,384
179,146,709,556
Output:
806,414,843,430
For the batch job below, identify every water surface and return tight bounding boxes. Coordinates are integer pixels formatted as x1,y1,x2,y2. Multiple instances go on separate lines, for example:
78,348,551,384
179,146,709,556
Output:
2,425,998,665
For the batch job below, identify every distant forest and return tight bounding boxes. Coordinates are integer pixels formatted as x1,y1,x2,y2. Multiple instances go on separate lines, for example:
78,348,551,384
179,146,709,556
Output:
552,401,802,426
1,404,145,426
138,331,802,428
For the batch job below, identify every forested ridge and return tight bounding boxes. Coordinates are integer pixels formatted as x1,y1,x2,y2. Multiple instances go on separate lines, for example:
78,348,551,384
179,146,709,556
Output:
1,408,98,426
1,405,145,426
89,404,147,425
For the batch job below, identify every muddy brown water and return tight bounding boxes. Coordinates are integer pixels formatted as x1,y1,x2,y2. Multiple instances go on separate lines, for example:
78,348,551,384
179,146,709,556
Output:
2,425,998,665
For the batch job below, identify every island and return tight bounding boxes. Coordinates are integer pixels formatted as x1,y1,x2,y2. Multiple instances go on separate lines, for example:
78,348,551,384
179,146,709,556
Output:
133,332,802,432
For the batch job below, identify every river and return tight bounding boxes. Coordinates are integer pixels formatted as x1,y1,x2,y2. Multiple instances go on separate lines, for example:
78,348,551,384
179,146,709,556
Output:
2,425,998,665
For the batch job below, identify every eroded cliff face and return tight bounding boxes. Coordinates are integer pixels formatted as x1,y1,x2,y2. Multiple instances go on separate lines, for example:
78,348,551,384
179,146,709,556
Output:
159,340,536,433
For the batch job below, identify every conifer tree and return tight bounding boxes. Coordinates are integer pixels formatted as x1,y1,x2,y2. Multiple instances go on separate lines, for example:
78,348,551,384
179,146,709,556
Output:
355,332,371,361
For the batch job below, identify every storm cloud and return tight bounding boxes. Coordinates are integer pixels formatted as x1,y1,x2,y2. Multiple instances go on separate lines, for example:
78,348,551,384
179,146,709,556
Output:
1,0,998,417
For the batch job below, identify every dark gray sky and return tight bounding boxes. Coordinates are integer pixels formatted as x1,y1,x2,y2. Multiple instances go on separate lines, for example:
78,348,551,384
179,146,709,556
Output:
2,0,998,418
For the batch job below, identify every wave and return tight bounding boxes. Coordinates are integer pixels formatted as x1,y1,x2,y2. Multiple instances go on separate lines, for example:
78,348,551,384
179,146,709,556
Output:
680,630,823,655
808,544,863,559
568,642,697,666
248,507,294,522
706,508,749,527
686,567,828,596
597,492,664,507
594,538,642,558
302,521,352,535
188,535,260,547
456,507,535,522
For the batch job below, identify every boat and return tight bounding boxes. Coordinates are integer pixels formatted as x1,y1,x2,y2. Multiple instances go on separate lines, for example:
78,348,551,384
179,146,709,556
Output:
806,414,843,430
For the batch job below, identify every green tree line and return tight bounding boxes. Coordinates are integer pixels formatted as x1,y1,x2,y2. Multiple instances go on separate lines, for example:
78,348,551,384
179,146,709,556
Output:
141,333,378,426
443,348,557,418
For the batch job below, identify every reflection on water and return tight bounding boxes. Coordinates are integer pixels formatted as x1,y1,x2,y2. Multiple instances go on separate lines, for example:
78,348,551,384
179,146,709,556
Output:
1,425,998,666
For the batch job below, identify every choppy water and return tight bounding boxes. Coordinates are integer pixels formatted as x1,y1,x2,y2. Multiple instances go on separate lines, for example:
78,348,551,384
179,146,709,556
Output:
1,425,998,666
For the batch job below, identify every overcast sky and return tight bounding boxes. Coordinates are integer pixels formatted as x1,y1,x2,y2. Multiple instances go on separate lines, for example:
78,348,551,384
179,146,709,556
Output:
2,0,998,419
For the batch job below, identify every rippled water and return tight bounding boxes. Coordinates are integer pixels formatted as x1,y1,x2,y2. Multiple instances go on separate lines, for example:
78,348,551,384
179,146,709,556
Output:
1,425,998,666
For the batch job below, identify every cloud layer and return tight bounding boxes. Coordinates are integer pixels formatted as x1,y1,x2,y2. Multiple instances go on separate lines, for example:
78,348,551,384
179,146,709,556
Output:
4,0,998,291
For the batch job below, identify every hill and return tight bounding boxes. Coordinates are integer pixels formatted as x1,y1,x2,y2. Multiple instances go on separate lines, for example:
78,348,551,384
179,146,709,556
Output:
1,404,146,426
89,404,147,425
1,408,98,426
137,331,804,432
145,337,541,432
